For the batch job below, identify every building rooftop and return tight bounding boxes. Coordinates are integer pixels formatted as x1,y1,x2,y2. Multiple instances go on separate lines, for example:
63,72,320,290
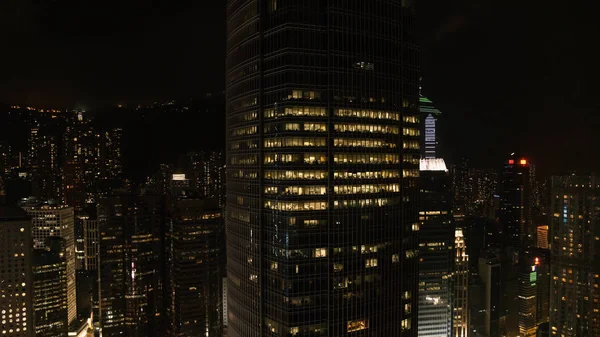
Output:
420,158,448,172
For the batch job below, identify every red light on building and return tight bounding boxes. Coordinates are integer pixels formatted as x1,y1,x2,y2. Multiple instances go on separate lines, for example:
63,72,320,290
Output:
534,257,540,265
508,159,515,165
520,159,527,165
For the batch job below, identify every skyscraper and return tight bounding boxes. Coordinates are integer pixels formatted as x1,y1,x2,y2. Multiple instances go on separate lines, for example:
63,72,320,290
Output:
33,237,69,337
549,175,600,336
499,155,531,250
226,1,420,336
165,198,225,337
21,202,77,325
0,205,34,337
418,159,453,337
97,194,164,337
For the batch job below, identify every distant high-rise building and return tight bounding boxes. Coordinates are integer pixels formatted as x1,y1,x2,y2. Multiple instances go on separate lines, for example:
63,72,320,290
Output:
33,237,68,337
97,194,164,337
21,202,77,325
517,253,549,337
419,96,442,159
0,205,34,337
536,225,549,249
499,155,531,250
226,1,420,336
418,159,453,337
165,198,224,337
188,151,225,207
549,175,600,336
453,228,469,337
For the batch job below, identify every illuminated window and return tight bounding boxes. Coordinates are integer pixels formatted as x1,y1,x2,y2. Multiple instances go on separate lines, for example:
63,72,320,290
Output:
347,319,368,332
365,258,378,268
314,248,327,258
392,254,400,263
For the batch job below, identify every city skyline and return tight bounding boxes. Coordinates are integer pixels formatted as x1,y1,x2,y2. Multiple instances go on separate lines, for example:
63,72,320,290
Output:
1,2,598,173
1,2,598,337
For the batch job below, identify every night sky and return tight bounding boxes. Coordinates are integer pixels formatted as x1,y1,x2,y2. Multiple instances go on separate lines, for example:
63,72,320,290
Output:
1,0,598,175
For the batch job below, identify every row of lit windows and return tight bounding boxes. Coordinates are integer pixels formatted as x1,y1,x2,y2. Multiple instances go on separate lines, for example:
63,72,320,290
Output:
334,123,399,134
403,141,420,149
334,170,400,179
403,115,419,124
263,183,400,195
265,106,327,118
231,125,257,137
264,200,327,211
263,197,397,211
334,138,396,148
403,127,420,136
231,169,258,179
333,198,394,209
265,186,327,195
264,170,327,180
265,123,327,132
264,137,326,148
335,108,399,121
287,90,321,100
333,153,399,164
334,183,400,194
403,169,419,178
264,153,328,164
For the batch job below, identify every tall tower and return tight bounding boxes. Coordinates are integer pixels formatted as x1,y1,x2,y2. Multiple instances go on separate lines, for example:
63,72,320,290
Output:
226,1,420,337
0,205,34,337
549,175,600,336
499,155,531,250
418,159,453,337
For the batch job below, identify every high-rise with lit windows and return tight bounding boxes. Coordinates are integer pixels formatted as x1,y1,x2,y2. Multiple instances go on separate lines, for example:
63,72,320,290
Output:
418,159,453,337
20,202,77,325
549,175,600,337
0,205,34,337
32,237,68,337
226,1,420,336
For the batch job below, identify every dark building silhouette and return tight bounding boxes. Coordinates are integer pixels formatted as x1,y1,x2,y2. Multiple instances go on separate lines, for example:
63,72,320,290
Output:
499,155,531,250
97,194,164,337
33,237,69,337
549,175,600,336
226,1,420,336
165,198,225,337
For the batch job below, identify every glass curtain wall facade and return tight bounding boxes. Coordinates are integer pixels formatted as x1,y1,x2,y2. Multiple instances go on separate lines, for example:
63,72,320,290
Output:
226,1,420,337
